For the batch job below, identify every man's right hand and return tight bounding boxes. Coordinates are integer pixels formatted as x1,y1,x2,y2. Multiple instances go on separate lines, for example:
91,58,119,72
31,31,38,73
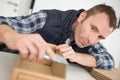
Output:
0,25,55,61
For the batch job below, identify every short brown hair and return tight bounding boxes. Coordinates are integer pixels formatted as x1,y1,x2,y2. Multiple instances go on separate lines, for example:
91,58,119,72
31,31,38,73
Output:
85,4,117,30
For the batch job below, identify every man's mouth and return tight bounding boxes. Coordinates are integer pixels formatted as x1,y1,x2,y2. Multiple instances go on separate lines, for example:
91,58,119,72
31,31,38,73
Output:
79,38,89,47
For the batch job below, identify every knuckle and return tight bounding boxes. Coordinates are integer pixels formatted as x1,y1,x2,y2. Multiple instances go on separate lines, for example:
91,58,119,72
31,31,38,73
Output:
30,49,37,55
20,50,28,55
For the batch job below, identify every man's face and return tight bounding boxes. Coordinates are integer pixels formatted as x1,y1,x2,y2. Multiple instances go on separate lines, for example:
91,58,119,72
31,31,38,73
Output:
74,12,113,48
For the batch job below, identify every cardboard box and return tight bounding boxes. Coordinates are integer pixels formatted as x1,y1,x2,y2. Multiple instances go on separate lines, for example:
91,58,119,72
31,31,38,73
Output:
91,68,120,80
11,55,66,80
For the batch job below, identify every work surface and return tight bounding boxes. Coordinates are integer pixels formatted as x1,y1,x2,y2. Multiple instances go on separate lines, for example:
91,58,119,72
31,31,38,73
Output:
0,51,95,80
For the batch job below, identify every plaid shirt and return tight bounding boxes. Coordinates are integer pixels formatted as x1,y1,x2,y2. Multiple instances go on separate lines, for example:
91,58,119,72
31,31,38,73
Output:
0,10,115,70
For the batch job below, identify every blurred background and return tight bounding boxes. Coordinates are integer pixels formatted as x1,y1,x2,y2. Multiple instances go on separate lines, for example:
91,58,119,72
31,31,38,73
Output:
0,0,120,68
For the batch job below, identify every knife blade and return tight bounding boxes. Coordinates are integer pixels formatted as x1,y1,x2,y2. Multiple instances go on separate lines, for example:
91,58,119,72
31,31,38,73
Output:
44,54,68,64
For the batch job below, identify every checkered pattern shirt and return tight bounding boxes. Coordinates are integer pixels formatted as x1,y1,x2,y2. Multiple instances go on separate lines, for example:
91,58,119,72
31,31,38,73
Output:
0,10,115,70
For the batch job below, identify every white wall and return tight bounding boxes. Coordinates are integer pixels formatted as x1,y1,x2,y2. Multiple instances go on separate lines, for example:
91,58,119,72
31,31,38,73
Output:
33,0,120,68
0,0,32,17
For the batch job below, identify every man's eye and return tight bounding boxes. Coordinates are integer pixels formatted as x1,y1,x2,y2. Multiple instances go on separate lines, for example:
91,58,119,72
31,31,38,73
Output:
98,36,102,39
91,26,96,31
98,36,104,39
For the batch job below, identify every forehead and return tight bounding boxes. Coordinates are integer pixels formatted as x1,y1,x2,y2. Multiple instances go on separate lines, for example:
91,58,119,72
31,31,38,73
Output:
89,13,113,37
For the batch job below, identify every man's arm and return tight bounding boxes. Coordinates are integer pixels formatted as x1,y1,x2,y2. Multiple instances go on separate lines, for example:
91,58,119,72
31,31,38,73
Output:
69,52,96,67
0,24,55,61
0,11,55,61
89,42,115,70
56,44,96,67
57,43,115,70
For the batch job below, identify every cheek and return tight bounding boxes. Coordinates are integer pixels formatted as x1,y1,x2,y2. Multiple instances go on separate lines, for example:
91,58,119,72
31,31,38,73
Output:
74,23,90,39
79,27,90,37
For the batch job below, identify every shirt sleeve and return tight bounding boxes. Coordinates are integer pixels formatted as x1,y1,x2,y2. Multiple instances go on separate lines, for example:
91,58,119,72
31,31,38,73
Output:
0,10,47,34
88,42,115,70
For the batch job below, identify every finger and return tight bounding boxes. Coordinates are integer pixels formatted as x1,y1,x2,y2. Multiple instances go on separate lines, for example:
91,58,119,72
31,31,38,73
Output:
62,52,73,58
31,36,55,61
37,48,46,61
32,41,46,61
26,42,38,60
56,44,69,49
17,44,29,58
46,47,55,61
32,39,55,61
59,46,72,53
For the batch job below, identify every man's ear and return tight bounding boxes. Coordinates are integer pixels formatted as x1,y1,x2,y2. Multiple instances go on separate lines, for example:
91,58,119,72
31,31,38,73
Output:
77,11,87,22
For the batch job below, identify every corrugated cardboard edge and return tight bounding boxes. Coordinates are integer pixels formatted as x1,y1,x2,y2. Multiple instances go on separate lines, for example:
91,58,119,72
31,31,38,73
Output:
11,55,66,80
90,68,120,80
91,69,111,80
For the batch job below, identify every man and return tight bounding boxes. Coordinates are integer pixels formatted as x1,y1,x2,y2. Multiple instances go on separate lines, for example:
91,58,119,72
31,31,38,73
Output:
0,4,118,70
